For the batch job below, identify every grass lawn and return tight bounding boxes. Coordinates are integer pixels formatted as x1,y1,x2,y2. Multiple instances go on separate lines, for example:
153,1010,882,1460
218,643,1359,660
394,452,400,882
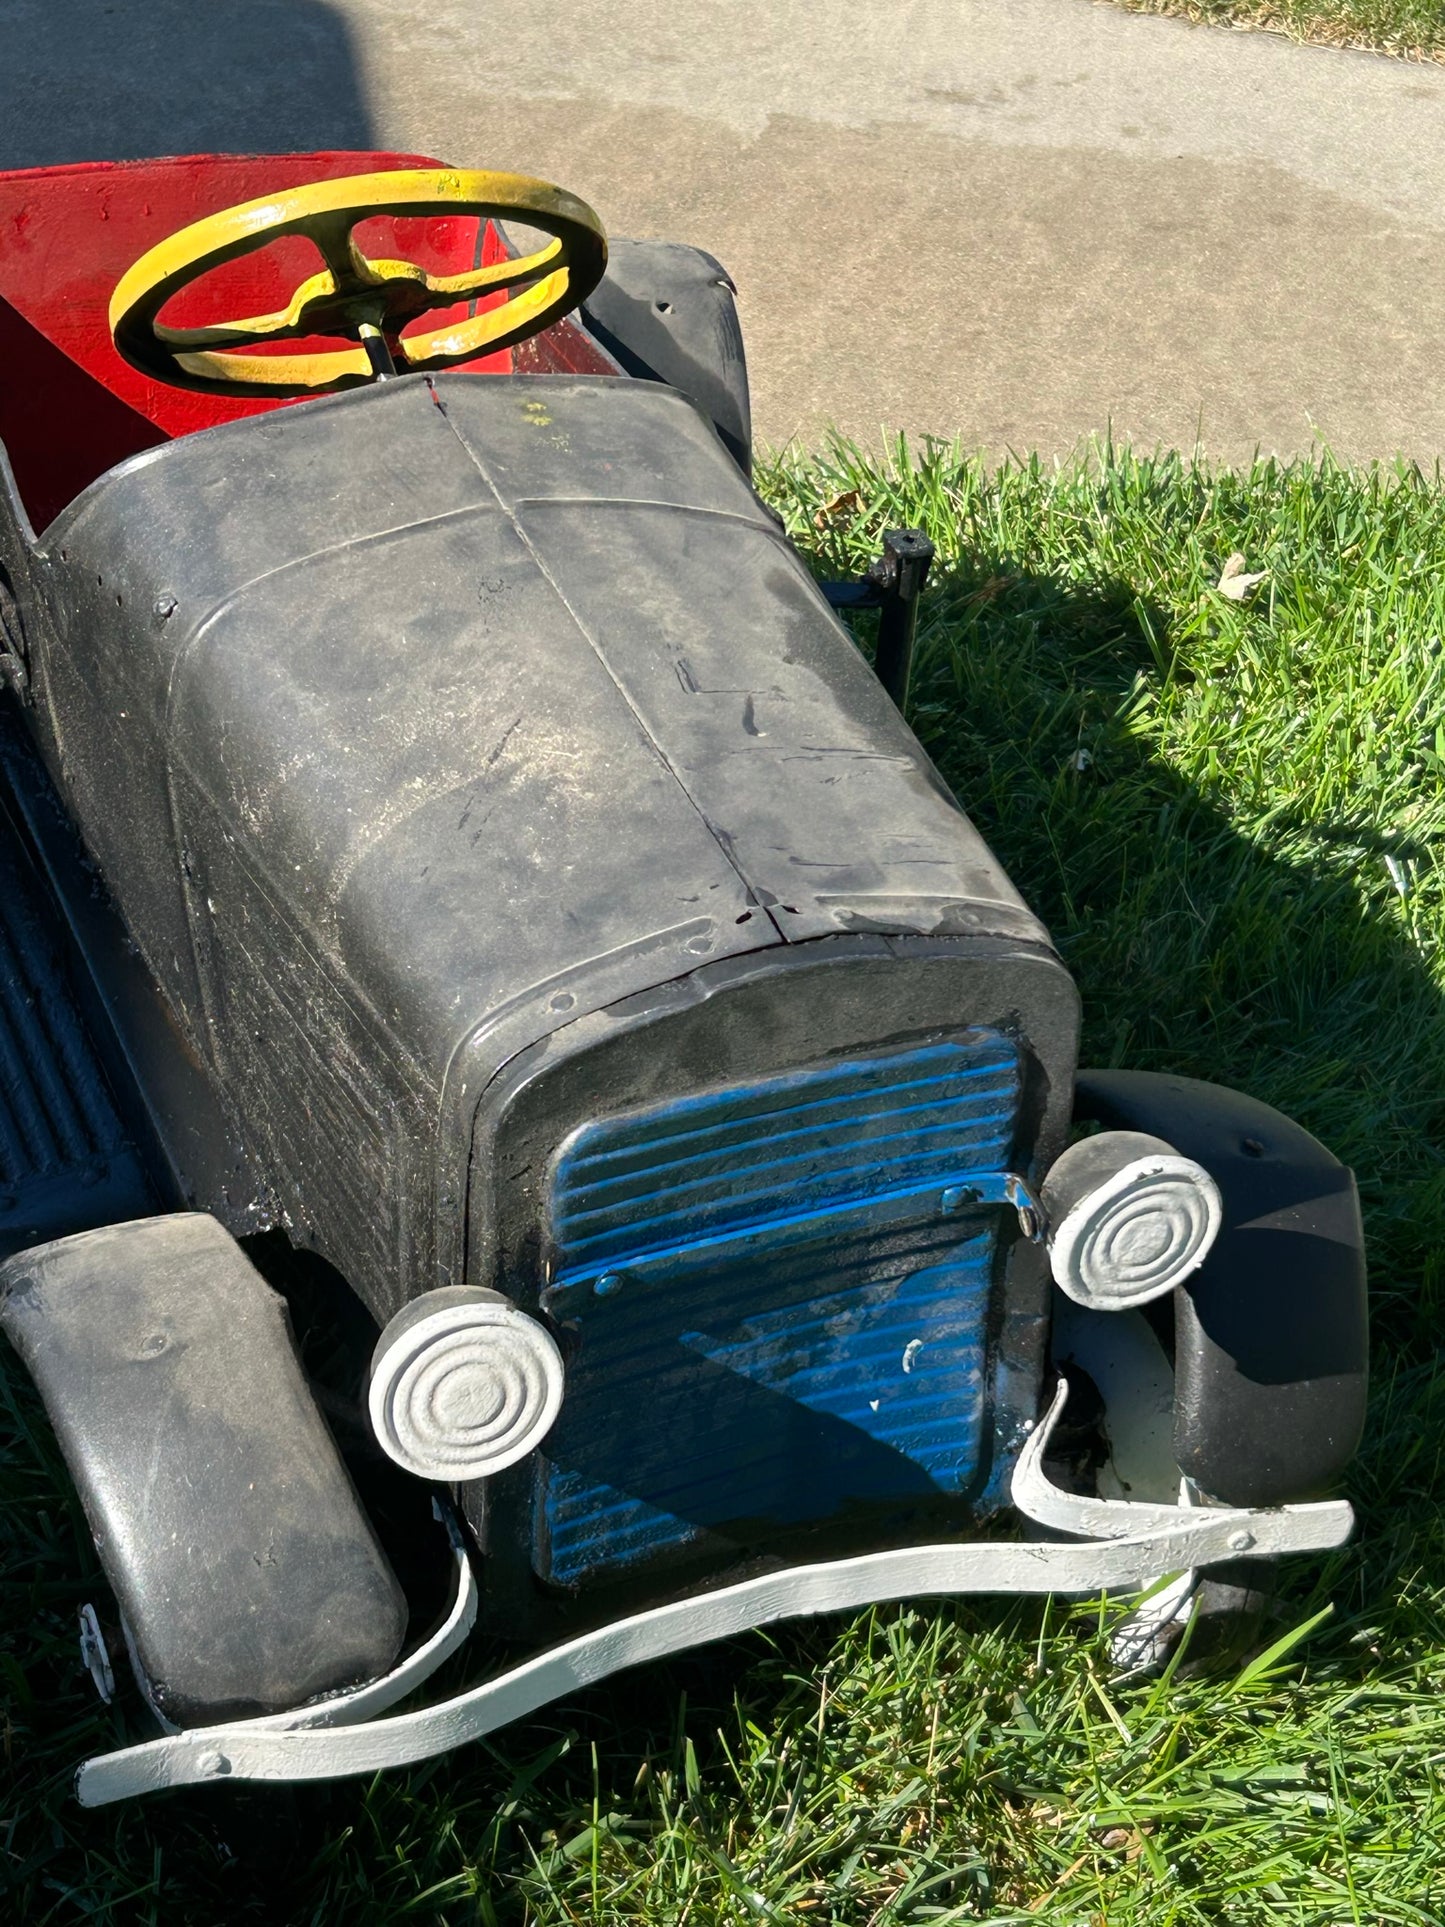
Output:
1107,0,1445,59
6,437,1445,1921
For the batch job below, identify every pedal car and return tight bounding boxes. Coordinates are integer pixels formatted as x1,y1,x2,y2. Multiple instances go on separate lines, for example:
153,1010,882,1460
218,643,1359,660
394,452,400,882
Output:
0,152,1368,1804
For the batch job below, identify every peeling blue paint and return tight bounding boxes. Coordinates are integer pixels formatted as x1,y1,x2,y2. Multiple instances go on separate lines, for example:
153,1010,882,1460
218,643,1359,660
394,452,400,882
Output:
538,1034,1021,1587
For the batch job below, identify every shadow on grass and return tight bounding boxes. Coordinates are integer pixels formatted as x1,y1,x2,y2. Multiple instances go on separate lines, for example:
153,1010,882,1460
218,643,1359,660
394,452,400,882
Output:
3,537,1445,1920
893,554,1445,1358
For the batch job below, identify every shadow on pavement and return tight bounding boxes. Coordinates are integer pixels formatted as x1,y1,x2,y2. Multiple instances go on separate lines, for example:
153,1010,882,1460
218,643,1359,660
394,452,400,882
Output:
0,0,376,170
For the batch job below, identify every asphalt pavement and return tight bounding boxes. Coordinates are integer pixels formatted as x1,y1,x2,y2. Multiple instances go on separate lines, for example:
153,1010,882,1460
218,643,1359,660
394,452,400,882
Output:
4,0,1445,463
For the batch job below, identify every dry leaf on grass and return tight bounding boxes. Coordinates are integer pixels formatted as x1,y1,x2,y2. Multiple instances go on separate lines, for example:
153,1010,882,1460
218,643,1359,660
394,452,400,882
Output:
813,487,863,529
1216,550,1269,601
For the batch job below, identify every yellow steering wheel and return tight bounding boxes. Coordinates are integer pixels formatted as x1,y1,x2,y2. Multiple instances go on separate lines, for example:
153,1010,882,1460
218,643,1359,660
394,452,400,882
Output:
109,167,607,397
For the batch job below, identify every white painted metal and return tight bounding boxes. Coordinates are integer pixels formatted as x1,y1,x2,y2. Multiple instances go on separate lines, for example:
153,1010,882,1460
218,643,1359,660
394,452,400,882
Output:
368,1295,565,1480
1048,1298,1178,1506
1048,1300,1205,1667
78,1603,115,1705
1013,1400,1344,1548
1047,1144,1223,1311
75,1383,1353,1806
251,1505,479,1733
1109,1566,1201,1674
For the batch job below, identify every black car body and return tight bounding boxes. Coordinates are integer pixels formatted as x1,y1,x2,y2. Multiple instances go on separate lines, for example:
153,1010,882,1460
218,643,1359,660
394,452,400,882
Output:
0,153,1367,1802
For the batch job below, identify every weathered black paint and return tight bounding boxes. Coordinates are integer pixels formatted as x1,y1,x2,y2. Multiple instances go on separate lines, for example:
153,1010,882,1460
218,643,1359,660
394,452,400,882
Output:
2,373,1069,1337
0,350,1368,1696
1074,1069,1368,1507
0,1214,406,1726
579,239,752,476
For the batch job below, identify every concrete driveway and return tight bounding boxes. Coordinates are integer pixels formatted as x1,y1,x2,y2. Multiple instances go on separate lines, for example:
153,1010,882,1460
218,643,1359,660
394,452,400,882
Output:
5,0,1445,463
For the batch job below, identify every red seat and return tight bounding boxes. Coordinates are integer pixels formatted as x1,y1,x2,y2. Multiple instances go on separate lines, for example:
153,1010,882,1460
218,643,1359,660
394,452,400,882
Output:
0,152,609,530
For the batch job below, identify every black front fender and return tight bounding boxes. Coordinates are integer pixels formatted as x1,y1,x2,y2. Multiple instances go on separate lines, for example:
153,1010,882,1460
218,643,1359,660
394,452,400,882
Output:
1073,1070,1368,1508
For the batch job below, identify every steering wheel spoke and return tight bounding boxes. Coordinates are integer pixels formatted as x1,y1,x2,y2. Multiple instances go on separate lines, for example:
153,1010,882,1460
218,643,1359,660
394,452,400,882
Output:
151,269,344,353
416,235,565,302
399,265,574,370
309,211,376,292
110,168,606,398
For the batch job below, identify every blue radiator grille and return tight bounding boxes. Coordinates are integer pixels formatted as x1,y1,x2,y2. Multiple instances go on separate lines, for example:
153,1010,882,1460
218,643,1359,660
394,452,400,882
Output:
551,1036,1020,1277
538,1033,1021,1588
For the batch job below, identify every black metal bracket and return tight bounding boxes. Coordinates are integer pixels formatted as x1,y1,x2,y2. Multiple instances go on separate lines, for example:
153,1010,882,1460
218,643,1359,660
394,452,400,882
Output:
821,528,935,712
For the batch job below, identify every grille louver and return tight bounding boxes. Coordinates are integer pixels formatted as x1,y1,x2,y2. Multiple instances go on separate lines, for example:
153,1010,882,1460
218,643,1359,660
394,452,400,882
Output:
551,1036,1020,1276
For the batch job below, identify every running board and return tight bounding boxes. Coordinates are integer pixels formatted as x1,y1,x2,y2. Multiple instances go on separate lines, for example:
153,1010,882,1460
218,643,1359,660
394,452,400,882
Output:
0,745,155,1258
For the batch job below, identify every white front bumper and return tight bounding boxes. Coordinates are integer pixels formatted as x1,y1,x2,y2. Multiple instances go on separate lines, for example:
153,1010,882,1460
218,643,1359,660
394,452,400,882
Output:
76,1379,1352,1806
